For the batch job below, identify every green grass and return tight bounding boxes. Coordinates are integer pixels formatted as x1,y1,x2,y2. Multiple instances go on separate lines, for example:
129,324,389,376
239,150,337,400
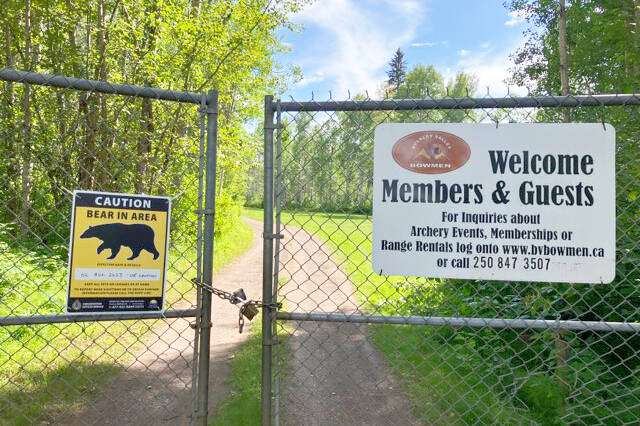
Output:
243,207,539,424
0,219,254,425
243,207,429,311
247,207,640,425
209,318,264,426
372,326,538,425
208,291,293,426
209,215,291,425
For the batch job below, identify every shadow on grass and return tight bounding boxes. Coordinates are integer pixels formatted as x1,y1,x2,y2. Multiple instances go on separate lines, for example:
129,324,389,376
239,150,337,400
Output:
1,317,197,426
0,220,256,426
371,324,545,426
0,360,122,426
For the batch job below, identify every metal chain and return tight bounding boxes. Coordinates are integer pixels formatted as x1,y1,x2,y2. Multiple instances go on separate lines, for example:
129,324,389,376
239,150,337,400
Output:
191,278,238,302
191,278,282,333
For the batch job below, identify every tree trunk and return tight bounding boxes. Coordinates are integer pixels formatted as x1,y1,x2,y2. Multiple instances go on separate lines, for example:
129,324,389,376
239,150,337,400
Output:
136,1,157,193
93,0,113,190
49,91,67,207
157,133,177,195
79,92,97,189
217,168,224,198
77,2,97,190
558,0,570,122
137,95,153,193
20,0,33,238
632,0,640,88
343,165,351,209
4,12,19,220
46,5,71,209
66,0,86,192
66,0,80,76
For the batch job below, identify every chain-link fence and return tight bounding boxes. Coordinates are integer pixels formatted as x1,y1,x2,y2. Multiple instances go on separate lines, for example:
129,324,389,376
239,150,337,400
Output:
0,69,218,425
261,93,640,425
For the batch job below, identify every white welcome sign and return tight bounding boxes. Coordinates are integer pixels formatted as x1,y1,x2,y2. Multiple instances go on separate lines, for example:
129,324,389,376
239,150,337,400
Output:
372,123,615,284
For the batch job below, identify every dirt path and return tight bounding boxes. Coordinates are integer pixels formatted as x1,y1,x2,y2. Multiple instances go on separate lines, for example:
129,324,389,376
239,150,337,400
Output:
278,225,420,426
59,220,263,426
58,219,417,425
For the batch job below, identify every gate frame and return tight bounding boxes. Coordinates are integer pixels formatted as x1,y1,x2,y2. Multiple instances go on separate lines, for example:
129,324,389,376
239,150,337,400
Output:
261,92,640,426
0,69,218,425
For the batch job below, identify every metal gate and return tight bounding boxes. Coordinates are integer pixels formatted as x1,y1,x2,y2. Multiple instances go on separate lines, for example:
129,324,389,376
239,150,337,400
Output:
0,69,218,425
262,93,640,425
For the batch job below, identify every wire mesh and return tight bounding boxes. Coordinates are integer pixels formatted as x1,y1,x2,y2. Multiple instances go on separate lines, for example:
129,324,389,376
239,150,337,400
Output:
268,92,640,425
0,71,206,425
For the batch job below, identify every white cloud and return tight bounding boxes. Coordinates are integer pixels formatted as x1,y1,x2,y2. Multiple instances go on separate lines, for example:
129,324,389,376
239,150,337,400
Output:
458,49,470,56
504,10,526,26
297,71,325,87
410,41,448,47
383,0,422,16
292,0,424,97
480,42,490,49
443,36,527,96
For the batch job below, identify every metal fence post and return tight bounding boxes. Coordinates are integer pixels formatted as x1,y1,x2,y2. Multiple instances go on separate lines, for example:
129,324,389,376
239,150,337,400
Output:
190,94,207,424
262,95,275,426
195,89,218,426
272,100,282,426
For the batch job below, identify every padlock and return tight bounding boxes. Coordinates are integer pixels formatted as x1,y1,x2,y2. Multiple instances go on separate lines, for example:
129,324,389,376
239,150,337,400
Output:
241,302,259,321
232,288,247,303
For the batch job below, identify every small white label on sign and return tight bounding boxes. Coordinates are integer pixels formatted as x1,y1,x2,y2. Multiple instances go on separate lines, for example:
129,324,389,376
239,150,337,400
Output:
75,268,161,281
372,123,616,284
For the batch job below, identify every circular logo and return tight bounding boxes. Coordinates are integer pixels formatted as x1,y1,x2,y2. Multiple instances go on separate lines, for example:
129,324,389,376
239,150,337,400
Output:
71,299,82,311
392,131,470,174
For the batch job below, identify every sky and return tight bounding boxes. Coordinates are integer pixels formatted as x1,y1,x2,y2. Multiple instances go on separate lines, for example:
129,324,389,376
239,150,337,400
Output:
276,0,531,100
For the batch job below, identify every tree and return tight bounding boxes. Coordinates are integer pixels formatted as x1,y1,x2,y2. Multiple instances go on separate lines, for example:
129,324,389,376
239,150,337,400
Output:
508,0,639,94
387,48,407,91
500,2,640,421
396,65,477,121
506,0,640,300
0,0,309,242
272,65,477,214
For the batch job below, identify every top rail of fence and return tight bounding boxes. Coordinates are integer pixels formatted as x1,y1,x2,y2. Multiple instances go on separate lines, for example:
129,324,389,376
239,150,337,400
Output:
273,93,640,112
0,68,206,104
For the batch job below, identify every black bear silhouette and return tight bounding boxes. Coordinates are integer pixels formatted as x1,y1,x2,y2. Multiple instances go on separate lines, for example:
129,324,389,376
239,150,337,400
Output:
80,223,160,261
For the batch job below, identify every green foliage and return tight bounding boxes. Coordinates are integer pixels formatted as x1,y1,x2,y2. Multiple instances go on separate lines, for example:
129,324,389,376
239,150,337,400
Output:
0,219,253,423
373,326,539,425
503,2,640,417
243,3,639,424
516,374,565,424
508,0,639,94
209,319,263,426
0,0,308,244
247,66,478,212
386,48,407,91
0,0,304,420
260,207,640,424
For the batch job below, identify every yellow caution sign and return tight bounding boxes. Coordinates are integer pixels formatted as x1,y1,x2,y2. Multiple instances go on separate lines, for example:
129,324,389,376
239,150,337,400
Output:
66,190,171,313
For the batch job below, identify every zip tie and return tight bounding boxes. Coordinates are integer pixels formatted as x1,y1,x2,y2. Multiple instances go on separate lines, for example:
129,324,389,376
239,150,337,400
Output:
263,232,284,240
195,208,215,215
